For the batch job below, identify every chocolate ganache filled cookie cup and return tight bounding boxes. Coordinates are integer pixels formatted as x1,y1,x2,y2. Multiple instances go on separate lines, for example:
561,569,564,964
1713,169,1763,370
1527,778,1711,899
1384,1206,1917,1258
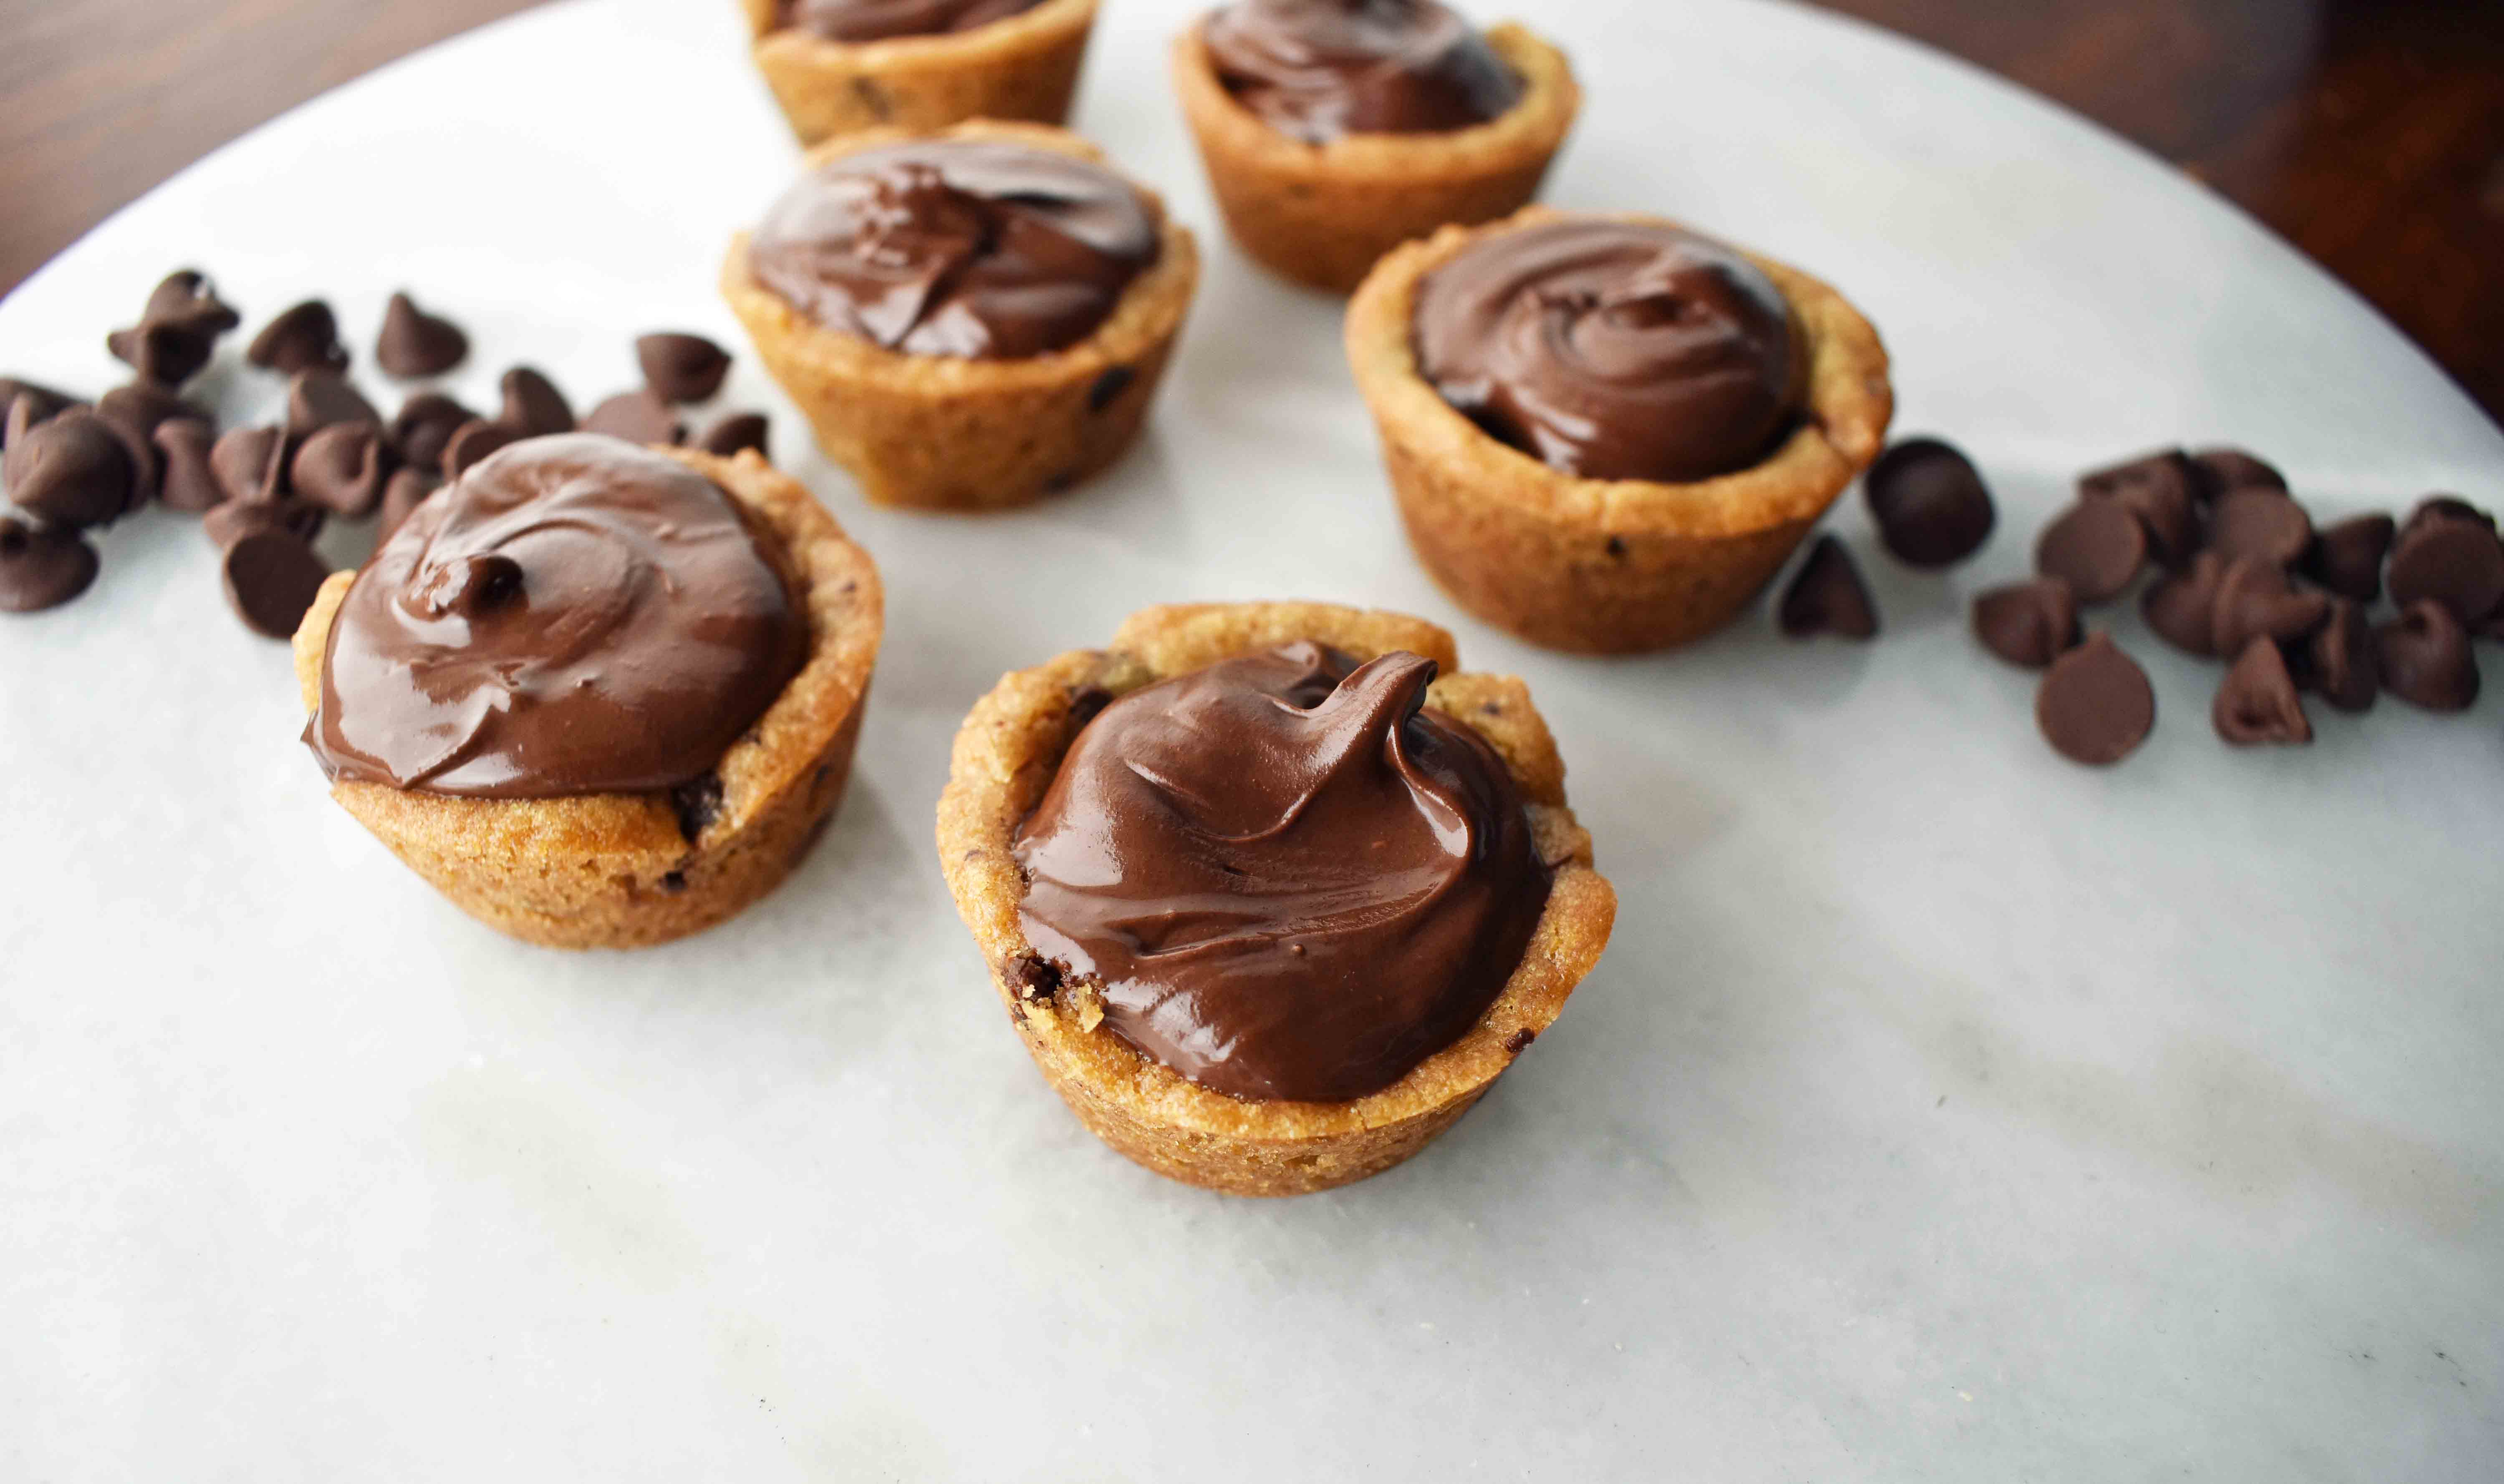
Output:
742,0,1100,146
938,602,1615,1196
292,434,884,950
1173,0,1579,293
725,121,1199,511
1348,207,1894,653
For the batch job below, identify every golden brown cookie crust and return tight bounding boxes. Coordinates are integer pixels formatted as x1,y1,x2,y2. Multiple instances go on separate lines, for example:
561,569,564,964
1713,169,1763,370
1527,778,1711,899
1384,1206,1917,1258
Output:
1346,205,1896,654
743,0,1099,145
724,120,1201,512
291,446,885,951
1171,19,1580,295
936,601,1616,1197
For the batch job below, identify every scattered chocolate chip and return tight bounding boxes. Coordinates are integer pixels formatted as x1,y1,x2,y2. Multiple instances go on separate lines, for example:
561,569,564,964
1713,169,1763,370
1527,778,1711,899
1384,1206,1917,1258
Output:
204,493,324,551
378,466,442,542
1971,577,2079,668
582,388,685,446
2142,550,2226,658
2385,504,2504,625
96,382,205,507
497,366,574,436
2189,446,2286,499
247,300,348,375
2081,449,2191,502
141,270,241,337
152,418,226,513
669,773,724,843
2081,449,2201,565
0,380,78,447
442,419,523,480
697,411,770,459
2403,495,2494,538
2303,513,2394,603
1777,534,1878,639
2,410,136,529
2207,487,2313,568
386,392,474,473
2373,601,2481,712
635,333,732,404
2036,632,2156,766
2210,557,2329,658
1088,364,1136,413
0,517,100,613
210,425,290,505
2214,637,2312,746
1503,1028,1537,1054
220,529,332,639
375,291,470,379
2299,598,2377,713
106,320,216,388
290,422,392,518
285,370,381,439
2035,498,2146,602
1864,436,1995,568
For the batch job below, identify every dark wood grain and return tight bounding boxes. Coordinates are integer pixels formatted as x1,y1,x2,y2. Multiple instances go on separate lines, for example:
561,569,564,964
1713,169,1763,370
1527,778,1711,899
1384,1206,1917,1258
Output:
2,0,2499,420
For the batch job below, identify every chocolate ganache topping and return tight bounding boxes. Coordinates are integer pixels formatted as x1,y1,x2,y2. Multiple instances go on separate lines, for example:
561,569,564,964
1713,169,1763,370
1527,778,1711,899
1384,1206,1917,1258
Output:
1012,642,1552,1103
1204,0,1524,145
777,0,1046,43
747,140,1161,360
307,434,809,799
1414,218,1807,483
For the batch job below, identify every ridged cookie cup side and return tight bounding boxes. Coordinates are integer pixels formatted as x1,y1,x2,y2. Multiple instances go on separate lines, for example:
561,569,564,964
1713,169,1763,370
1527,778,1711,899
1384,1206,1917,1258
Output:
291,447,884,951
1171,21,1579,295
724,121,1199,512
1346,207,1895,654
742,0,1099,145
936,602,1616,1197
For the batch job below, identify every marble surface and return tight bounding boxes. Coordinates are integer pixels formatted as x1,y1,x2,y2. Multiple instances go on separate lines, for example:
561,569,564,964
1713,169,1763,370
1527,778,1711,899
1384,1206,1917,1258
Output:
2,0,2499,1478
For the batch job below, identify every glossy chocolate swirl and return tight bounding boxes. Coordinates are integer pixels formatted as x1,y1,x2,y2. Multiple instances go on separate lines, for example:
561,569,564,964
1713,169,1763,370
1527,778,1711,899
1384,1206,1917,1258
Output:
307,434,808,799
1414,218,1806,483
777,0,1046,42
748,140,1161,360
1013,642,1552,1103
1204,0,1524,145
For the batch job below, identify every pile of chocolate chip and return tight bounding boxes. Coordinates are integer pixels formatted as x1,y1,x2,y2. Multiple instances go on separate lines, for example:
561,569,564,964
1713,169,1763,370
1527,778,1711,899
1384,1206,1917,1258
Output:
0,267,768,640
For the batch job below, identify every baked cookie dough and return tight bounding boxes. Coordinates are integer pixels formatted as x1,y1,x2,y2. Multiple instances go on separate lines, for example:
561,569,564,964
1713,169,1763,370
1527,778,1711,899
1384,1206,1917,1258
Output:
742,0,1099,145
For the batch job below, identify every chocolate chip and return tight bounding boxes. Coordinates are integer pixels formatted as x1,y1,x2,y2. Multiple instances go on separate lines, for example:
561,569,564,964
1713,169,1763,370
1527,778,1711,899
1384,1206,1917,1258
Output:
2208,488,2313,569
142,270,241,337
2385,506,2504,625
1010,954,1063,1001
375,292,470,379
2035,498,2146,602
442,419,523,480
152,418,226,513
1864,436,1994,568
2080,449,2201,565
221,529,332,638
2189,446,2286,500
0,517,100,613
2373,601,2481,712
697,411,770,459
2,409,136,529
497,366,574,436
0,380,77,447
378,466,441,542
2304,513,2394,603
210,425,290,506
669,773,724,843
1971,577,2079,668
290,422,392,518
2036,633,2156,766
2214,637,2312,746
204,495,323,551
2082,449,2193,503
387,392,474,472
2210,557,2329,658
2402,495,2493,539
286,370,381,439
1088,364,1137,413
635,333,732,404
106,320,217,388
2142,550,2225,658
1777,534,1878,639
2298,598,2378,713
247,300,348,375
582,388,685,446
1503,1028,1537,1054
96,382,205,508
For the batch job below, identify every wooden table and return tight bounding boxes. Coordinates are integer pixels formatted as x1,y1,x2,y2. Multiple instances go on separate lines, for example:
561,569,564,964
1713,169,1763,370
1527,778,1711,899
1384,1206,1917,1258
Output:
3,0,2499,422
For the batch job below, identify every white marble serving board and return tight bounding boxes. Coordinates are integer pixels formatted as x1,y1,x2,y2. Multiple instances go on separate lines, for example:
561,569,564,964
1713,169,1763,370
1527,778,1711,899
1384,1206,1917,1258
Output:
3,0,2499,1478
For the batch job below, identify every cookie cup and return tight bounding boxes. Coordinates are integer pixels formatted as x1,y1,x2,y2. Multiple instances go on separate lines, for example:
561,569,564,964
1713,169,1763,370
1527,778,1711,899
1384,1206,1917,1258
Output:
724,121,1200,512
742,0,1099,145
1171,19,1579,294
1347,206,1895,654
937,601,1616,1197
291,446,885,951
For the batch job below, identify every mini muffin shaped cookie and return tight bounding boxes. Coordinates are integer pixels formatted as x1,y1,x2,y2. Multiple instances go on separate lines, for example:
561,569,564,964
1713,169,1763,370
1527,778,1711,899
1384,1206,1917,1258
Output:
741,0,1100,145
1174,0,1580,293
724,121,1199,511
1348,207,1894,653
293,433,884,950
937,602,1615,1196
